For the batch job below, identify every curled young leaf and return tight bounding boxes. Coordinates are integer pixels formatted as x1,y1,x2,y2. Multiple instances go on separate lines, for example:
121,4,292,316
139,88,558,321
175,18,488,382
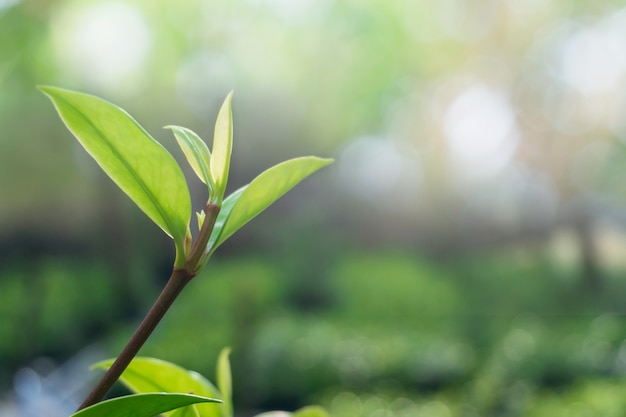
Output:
210,92,234,204
167,125,213,192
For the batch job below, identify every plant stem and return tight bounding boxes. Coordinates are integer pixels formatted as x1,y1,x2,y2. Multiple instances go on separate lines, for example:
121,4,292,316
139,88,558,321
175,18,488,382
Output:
77,203,221,411
185,203,220,272
77,268,194,410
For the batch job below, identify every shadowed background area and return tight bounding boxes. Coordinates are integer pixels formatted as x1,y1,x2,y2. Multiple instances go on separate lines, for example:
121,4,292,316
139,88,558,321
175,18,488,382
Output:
2,0,626,416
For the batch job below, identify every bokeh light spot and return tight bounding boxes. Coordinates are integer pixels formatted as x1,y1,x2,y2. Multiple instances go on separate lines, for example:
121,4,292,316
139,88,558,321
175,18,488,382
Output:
250,0,333,25
339,136,420,204
503,329,536,361
559,13,626,95
0,0,19,12
52,2,151,93
444,84,519,179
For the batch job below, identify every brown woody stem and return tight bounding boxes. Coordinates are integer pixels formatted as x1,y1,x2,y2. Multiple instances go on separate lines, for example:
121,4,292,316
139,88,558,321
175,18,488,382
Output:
77,268,194,410
77,203,221,411
185,203,220,273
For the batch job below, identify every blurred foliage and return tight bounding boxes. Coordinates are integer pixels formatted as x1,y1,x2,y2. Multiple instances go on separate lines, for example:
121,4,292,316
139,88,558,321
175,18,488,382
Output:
4,0,626,415
4,250,626,415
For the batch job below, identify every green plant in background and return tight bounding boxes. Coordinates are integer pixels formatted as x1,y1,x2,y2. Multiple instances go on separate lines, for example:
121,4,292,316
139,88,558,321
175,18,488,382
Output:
94,348,329,417
39,86,332,417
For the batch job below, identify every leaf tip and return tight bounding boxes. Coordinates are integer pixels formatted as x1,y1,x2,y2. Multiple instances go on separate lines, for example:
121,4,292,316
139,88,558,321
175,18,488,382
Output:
37,85,57,98
37,85,73,99
163,124,184,132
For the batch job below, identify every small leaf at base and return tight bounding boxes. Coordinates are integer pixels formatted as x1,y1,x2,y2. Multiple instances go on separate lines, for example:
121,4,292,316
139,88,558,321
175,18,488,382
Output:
93,357,222,417
197,210,206,230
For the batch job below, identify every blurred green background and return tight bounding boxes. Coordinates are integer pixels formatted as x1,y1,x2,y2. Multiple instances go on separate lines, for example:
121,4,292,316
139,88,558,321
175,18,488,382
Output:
3,0,626,416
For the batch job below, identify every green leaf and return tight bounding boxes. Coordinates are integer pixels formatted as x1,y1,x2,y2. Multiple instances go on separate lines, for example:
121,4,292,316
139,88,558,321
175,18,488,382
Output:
211,156,333,251
293,406,331,417
174,403,202,417
93,357,222,417
71,393,219,417
216,348,232,417
210,92,234,204
39,86,191,267
167,125,213,189
202,186,246,264
253,406,330,417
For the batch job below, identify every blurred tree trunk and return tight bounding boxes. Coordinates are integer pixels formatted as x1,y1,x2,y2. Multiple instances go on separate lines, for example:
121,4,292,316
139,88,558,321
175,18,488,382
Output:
572,210,602,291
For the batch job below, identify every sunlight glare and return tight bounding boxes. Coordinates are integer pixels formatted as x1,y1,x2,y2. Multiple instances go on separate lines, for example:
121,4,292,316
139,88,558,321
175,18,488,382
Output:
559,12,626,95
52,2,151,93
444,85,519,179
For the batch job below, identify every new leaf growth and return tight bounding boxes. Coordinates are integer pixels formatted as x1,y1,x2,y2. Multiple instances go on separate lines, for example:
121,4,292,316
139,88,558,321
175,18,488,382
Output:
40,86,333,410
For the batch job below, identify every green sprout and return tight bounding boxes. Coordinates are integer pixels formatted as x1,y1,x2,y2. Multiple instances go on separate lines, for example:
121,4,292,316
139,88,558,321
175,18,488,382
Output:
39,86,333,415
